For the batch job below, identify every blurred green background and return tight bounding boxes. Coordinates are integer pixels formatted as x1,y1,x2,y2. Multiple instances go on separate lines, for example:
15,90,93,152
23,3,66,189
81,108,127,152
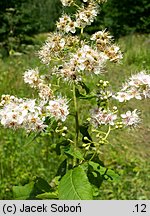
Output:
0,0,150,199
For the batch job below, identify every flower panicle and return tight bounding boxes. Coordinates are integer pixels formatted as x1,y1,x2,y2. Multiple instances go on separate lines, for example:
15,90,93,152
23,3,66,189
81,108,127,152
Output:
90,108,117,127
57,1,99,34
113,71,150,102
0,94,69,132
91,29,123,63
23,68,54,101
38,32,80,65
121,109,141,127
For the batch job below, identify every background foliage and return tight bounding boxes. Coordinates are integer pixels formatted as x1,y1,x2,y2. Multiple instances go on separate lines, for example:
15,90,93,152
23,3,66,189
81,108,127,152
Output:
89,0,150,37
0,0,61,56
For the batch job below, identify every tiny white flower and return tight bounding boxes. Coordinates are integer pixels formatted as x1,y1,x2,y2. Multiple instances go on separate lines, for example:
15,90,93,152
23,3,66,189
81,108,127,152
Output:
46,98,69,122
24,68,43,88
61,0,74,6
91,108,117,127
38,83,53,101
113,92,132,102
65,21,77,34
75,2,99,28
121,109,140,127
128,87,142,100
117,71,150,100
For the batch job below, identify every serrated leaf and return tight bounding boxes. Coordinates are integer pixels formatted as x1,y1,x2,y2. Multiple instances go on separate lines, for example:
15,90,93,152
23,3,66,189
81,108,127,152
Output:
58,166,93,200
13,182,34,200
36,192,58,199
64,146,84,160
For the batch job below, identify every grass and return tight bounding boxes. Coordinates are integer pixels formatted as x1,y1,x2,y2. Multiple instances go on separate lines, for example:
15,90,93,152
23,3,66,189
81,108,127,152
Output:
0,33,150,199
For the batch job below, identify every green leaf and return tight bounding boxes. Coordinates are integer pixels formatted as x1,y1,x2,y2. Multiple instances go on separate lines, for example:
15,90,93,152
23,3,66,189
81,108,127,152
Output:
88,162,104,188
13,178,53,200
13,182,34,200
75,87,95,100
92,185,100,197
36,192,58,200
80,162,88,172
78,81,90,94
64,146,84,160
56,159,67,177
79,122,92,144
89,161,106,175
56,140,70,155
75,88,84,98
58,166,93,200
105,169,120,182
89,161,120,182
35,177,51,193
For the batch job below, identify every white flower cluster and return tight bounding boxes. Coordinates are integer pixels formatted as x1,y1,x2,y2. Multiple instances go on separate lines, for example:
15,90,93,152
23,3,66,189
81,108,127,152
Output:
73,45,108,74
60,0,74,6
121,109,140,127
57,15,77,34
57,1,99,34
38,33,66,65
57,64,77,81
0,96,46,132
104,45,123,63
75,1,99,28
23,68,43,88
114,71,150,102
91,30,123,63
91,108,117,127
46,98,69,122
24,68,53,101
91,107,141,128
91,30,113,47
0,94,69,132
58,44,108,80
1,0,147,136
38,83,53,101
38,33,79,65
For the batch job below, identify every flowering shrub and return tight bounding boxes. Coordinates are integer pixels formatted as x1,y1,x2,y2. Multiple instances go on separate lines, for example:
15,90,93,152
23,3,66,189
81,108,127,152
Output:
0,0,150,200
